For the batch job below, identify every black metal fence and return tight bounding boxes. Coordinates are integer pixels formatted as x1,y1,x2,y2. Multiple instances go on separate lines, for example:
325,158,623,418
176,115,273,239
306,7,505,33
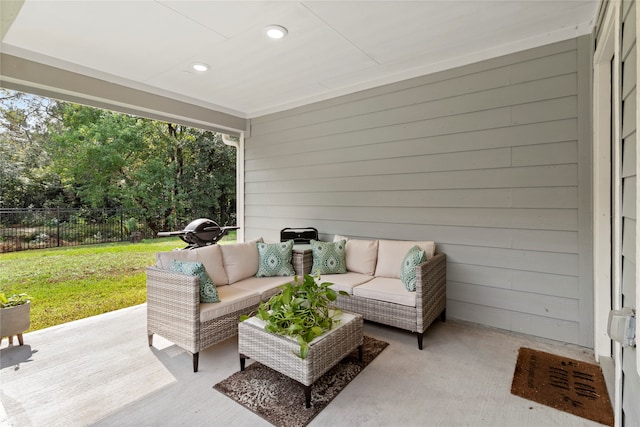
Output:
0,208,155,252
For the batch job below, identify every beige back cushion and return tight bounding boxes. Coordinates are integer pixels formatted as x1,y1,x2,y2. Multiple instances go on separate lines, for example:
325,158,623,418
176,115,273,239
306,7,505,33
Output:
334,235,378,275
374,240,436,279
155,244,229,285
195,244,229,285
346,239,379,275
219,238,263,284
156,249,197,270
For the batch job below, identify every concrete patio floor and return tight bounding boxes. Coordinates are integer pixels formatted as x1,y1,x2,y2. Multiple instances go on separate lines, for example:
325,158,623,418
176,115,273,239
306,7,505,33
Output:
0,304,605,427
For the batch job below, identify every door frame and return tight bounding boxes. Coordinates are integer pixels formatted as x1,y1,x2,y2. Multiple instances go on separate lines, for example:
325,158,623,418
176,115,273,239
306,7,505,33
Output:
592,0,621,424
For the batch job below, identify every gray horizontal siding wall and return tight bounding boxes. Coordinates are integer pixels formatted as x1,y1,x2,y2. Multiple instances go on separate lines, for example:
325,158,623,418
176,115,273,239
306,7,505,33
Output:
244,36,593,346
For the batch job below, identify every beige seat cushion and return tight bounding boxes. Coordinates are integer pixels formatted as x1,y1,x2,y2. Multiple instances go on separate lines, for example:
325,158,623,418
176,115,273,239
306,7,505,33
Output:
353,277,416,307
220,238,263,284
231,276,292,301
374,240,435,279
200,285,260,323
155,245,229,285
322,272,374,295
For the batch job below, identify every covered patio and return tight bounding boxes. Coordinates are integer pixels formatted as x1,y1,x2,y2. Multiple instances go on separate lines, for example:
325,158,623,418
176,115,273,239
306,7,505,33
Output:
1,0,638,425
1,305,601,426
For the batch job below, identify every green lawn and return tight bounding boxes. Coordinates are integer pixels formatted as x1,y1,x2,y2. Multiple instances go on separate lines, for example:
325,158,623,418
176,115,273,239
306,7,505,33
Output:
0,233,236,331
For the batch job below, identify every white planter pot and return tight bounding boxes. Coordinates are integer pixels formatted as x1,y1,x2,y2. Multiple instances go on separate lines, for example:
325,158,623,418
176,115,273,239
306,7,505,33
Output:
0,301,31,338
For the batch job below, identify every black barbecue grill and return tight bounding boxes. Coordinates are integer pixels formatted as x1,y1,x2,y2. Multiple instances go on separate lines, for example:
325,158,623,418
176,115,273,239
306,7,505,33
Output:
157,218,239,249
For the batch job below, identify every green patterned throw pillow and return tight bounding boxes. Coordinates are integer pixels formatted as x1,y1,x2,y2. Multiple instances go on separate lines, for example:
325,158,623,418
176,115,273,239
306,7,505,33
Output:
400,245,426,291
170,259,220,303
256,240,295,277
311,239,347,275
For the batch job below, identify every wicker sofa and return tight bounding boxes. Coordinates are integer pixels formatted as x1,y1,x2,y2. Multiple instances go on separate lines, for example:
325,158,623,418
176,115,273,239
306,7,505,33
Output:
146,238,301,372
147,236,446,372
297,236,447,350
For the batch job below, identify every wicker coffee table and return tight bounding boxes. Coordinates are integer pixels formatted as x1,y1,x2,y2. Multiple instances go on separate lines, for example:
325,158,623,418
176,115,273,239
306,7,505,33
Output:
238,311,363,408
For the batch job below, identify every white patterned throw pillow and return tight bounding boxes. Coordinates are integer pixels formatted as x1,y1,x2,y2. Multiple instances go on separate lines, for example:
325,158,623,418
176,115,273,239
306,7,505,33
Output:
256,240,295,277
311,239,347,275
400,245,426,291
170,259,220,303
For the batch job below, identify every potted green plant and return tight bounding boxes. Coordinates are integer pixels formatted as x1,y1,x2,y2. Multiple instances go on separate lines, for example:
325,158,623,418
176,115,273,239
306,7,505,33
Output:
241,274,348,359
0,293,31,346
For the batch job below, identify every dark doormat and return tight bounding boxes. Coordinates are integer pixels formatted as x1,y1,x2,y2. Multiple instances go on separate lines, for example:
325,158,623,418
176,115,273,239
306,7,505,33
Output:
214,335,388,427
511,347,614,426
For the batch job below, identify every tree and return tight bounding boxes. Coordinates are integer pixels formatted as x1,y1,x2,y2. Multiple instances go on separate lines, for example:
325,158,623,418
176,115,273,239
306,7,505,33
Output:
48,102,236,233
0,89,65,208
177,128,237,226
1,89,237,233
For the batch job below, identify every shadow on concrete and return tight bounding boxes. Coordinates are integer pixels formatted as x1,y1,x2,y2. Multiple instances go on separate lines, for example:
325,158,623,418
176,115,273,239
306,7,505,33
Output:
0,344,37,371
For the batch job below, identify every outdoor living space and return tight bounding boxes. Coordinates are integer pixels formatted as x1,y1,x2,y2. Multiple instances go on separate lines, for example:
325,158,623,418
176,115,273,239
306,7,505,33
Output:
1,303,603,427
2,1,639,425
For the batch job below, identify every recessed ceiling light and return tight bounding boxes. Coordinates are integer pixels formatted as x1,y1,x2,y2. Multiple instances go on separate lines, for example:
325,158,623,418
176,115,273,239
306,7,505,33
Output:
191,63,210,72
265,25,288,39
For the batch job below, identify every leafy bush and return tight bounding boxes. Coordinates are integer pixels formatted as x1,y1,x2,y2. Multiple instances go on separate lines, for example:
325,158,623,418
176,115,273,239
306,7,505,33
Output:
123,217,139,234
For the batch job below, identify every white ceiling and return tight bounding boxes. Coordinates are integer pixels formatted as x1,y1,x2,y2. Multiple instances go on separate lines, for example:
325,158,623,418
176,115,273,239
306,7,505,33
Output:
1,0,599,119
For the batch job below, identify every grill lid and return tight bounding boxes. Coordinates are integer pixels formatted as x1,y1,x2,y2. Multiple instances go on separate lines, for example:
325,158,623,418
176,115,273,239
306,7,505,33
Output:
157,218,239,249
182,218,221,245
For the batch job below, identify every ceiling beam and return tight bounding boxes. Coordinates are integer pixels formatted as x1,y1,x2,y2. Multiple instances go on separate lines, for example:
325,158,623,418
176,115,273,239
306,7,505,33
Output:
0,53,247,135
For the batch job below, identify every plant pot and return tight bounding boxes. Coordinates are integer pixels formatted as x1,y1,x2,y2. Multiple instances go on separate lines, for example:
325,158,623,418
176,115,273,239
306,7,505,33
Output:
0,301,31,344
